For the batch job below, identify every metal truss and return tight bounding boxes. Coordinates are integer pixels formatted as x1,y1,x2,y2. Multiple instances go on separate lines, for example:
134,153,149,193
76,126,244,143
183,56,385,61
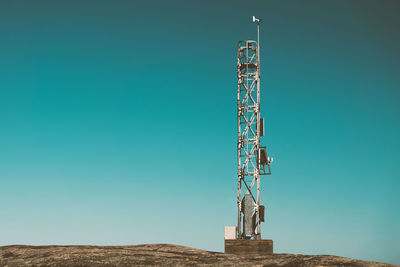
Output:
237,40,271,240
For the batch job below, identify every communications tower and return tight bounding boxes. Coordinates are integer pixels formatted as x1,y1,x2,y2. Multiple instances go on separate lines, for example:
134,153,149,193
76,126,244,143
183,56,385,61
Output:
236,16,272,240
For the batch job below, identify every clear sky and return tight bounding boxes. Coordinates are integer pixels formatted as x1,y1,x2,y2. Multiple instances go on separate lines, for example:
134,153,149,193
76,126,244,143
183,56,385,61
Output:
1,0,399,265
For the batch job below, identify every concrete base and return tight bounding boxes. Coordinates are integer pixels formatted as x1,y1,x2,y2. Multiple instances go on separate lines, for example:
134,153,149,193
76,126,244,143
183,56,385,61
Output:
224,239,273,256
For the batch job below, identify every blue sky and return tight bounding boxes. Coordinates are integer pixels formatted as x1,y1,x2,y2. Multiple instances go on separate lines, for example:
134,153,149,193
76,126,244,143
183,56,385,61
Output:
0,0,399,265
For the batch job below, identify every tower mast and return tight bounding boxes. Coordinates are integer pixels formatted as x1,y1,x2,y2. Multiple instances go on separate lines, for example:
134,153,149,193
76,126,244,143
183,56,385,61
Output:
236,16,272,240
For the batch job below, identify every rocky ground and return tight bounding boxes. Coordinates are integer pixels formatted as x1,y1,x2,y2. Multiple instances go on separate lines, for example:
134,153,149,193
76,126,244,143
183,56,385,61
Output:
0,244,397,267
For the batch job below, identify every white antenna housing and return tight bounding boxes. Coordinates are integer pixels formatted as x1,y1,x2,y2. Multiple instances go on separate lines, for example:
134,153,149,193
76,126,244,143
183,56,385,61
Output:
252,16,261,23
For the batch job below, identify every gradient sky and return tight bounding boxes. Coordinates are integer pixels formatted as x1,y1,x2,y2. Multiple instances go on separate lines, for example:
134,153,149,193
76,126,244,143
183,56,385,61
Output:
1,0,399,265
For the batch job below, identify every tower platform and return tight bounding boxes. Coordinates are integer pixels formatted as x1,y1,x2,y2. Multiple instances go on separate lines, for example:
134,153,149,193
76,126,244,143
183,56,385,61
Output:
224,239,273,256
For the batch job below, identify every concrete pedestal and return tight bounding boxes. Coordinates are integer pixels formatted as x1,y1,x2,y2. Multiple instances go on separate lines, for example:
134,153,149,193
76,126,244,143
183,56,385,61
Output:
224,239,273,256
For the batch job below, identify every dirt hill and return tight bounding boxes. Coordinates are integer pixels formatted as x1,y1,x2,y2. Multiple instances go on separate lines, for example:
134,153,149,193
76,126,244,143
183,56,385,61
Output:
0,244,396,266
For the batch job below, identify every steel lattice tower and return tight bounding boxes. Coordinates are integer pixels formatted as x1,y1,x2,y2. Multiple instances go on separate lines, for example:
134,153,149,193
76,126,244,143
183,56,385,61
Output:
237,18,272,240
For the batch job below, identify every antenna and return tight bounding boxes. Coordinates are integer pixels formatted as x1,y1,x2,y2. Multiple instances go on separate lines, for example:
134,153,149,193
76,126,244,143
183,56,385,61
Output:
253,16,261,72
224,17,274,255
252,16,261,23
235,16,272,240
